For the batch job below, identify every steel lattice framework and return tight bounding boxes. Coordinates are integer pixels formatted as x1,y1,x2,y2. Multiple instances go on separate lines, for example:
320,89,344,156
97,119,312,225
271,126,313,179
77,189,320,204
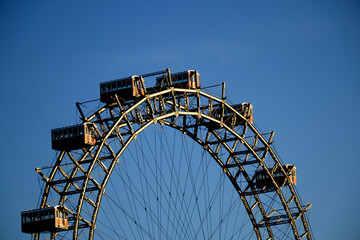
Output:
34,84,312,240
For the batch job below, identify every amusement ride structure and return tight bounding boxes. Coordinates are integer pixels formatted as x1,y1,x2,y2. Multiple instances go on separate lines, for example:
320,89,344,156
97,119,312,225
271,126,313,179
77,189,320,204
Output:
21,69,313,239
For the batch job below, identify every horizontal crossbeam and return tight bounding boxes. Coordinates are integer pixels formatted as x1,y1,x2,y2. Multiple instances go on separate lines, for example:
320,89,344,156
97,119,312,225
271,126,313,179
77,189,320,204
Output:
257,212,300,227
240,187,276,196
233,146,268,155
223,159,258,168
49,176,86,185
61,186,99,196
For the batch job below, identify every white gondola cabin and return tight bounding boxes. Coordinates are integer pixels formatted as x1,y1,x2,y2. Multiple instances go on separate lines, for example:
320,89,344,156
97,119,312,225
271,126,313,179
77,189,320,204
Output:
21,206,68,233
100,75,145,103
155,70,200,90
51,123,96,151
255,164,297,189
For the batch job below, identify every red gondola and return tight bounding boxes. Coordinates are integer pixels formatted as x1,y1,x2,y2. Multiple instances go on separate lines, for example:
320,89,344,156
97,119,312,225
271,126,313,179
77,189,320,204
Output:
210,103,253,129
255,164,297,189
51,123,96,151
232,103,253,124
100,75,145,103
155,70,200,90
21,206,68,233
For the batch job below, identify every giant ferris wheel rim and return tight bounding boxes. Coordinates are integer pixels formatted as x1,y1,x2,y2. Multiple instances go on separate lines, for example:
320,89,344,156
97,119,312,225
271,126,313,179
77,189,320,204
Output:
34,82,313,240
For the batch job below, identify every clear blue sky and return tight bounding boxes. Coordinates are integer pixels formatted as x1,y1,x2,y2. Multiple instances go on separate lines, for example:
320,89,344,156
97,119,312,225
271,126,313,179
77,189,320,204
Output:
0,0,359,239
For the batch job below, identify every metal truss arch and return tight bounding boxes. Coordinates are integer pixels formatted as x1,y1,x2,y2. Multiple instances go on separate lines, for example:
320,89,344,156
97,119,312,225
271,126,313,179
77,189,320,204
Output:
35,87,312,240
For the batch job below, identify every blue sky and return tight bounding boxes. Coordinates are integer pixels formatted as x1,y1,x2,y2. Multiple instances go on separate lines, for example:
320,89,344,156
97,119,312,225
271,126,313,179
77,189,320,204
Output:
0,0,359,239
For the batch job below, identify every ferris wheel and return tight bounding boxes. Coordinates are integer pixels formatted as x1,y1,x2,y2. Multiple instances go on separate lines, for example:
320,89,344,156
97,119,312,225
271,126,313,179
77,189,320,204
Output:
21,69,313,240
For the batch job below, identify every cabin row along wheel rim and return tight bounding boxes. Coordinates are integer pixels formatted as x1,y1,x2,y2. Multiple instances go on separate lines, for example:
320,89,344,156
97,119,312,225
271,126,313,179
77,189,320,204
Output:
35,88,312,240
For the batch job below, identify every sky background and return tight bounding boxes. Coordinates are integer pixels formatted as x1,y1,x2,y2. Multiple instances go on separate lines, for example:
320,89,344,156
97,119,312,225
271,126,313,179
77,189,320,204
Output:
0,0,359,239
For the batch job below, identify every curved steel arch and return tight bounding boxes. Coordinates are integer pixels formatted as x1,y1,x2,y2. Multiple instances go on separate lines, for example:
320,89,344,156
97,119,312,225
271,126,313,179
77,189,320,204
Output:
35,87,312,240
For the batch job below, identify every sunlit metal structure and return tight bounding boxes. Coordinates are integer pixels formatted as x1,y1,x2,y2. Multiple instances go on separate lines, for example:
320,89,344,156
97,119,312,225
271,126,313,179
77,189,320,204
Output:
23,68,313,240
